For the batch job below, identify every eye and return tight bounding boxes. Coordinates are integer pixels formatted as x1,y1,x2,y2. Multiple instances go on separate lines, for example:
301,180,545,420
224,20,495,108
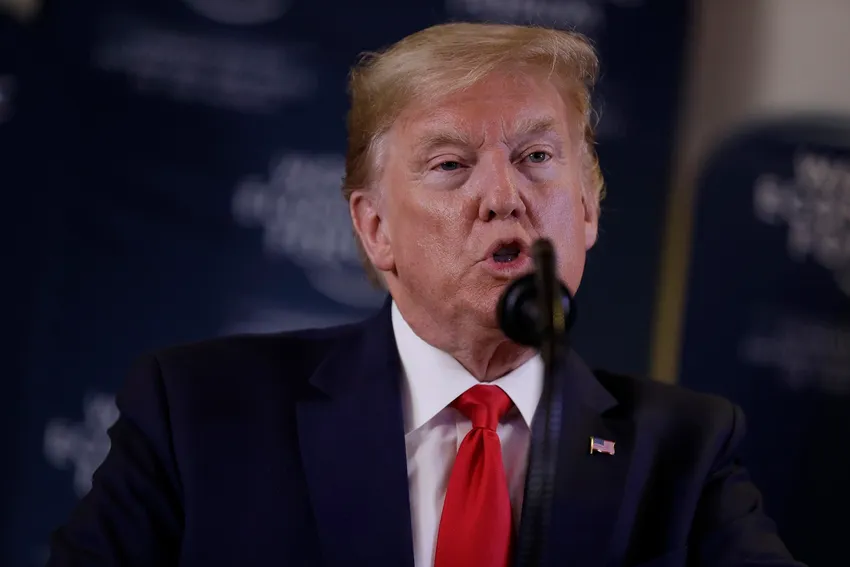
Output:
435,160,462,171
524,151,551,164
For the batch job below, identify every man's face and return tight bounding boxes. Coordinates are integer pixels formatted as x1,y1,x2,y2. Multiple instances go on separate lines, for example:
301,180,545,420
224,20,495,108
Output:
352,71,598,328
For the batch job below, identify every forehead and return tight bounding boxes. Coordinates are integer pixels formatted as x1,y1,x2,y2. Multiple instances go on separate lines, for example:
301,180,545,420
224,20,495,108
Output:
392,72,574,145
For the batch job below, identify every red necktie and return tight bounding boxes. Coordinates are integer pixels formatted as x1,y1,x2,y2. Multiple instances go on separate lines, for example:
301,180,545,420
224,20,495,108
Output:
434,385,515,567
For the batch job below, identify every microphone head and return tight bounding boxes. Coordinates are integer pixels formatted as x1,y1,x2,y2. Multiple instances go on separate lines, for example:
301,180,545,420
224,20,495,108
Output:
497,273,576,347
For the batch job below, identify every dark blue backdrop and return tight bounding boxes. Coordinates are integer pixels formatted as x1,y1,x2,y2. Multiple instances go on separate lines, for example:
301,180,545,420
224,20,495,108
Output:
679,119,850,567
2,1,689,564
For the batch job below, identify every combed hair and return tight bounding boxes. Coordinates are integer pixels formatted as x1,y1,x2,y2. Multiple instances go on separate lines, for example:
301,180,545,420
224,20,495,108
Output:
342,22,605,284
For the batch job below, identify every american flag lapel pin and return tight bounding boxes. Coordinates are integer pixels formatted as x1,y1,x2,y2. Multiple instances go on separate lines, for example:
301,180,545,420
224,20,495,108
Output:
589,436,616,455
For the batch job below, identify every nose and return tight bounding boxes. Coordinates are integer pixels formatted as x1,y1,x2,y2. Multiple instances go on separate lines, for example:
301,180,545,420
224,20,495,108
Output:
478,161,527,221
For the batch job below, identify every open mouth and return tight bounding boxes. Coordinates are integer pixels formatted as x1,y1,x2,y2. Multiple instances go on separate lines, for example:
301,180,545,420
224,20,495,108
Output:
492,241,523,263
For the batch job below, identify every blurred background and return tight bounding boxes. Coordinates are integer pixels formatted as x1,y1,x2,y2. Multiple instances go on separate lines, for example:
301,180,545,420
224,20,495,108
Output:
1,0,848,565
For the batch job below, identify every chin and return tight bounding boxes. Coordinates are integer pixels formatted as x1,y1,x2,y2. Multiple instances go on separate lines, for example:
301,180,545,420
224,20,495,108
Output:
463,287,506,329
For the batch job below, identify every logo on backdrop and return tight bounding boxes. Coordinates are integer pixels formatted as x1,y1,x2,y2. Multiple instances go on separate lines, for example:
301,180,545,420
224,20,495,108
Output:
446,0,643,35
740,310,850,395
44,394,119,497
181,0,290,25
220,303,368,335
232,152,387,309
754,150,850,296
92,10,316,113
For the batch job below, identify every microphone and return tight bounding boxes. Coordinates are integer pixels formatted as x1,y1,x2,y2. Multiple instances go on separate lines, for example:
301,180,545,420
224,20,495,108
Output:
497,240,575,348
497,239,575,567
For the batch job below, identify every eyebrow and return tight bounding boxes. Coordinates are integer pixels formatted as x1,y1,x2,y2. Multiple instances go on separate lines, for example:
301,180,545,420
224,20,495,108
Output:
511,116,561,142
412,116,562,156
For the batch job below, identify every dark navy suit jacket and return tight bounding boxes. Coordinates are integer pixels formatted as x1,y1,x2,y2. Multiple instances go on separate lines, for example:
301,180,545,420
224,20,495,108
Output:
47,302,803,567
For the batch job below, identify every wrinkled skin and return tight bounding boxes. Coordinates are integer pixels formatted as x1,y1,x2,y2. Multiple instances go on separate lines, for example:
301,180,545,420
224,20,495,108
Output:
350,71,598,380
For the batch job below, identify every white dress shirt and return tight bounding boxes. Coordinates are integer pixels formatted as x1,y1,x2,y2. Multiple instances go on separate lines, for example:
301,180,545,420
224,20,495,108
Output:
391,302,543,567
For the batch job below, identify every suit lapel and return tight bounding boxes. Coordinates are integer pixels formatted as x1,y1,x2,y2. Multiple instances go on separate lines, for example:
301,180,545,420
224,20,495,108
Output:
296,300,415,567
296,301,634,567
545,351,636,567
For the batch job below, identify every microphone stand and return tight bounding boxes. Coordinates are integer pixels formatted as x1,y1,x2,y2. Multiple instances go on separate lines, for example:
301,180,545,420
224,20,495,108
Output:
498,239,573,567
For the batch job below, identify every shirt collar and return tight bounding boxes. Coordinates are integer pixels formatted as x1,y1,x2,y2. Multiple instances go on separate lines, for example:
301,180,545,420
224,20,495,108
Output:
391,301,543,435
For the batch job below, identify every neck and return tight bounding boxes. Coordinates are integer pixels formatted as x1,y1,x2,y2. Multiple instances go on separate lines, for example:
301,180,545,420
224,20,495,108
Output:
391,294,536,382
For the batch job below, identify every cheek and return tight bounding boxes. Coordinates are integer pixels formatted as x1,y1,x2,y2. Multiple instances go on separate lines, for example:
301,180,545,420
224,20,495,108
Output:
532,186,588,285
534,186,584,232
392,193,469,261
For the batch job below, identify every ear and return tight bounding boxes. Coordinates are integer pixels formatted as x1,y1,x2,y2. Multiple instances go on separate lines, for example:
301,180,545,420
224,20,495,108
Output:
349,189,394,272
583,195,599,250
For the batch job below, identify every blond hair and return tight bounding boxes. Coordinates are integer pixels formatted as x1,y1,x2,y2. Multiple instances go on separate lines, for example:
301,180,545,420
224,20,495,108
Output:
343,22,604,284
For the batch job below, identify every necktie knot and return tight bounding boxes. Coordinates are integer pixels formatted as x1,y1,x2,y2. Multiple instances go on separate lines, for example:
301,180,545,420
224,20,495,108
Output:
437,384,515,567
451,385,514,431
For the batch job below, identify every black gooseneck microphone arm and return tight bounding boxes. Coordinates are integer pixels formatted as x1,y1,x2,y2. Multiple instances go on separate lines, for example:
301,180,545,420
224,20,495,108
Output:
497,238,576,567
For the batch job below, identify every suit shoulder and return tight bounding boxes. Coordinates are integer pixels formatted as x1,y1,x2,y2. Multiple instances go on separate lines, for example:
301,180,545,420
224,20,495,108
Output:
594,368,732,412
593,369,737,434
137,322,363,386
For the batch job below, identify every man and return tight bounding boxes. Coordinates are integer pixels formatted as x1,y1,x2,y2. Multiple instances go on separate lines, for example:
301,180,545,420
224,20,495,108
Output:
48,23,803,567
